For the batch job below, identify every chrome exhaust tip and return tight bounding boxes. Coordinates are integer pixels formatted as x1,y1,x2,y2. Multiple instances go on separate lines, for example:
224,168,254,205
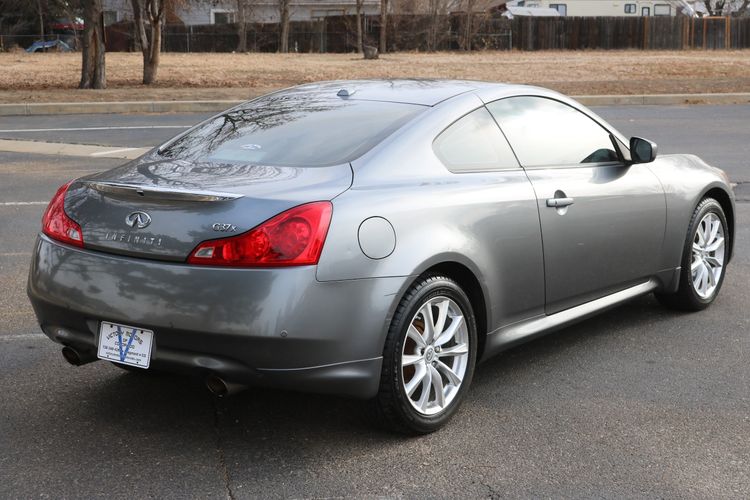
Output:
205,374,246,397
61,346,97,366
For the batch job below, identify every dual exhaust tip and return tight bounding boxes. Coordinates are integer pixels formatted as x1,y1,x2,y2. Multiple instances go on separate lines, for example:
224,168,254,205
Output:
61,347,246,397
61,346,97,366
204,373,247,397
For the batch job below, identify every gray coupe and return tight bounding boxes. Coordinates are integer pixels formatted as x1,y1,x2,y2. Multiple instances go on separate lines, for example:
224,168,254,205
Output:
28,80,735,433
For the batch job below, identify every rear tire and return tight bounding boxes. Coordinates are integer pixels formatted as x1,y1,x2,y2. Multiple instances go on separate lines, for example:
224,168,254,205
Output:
371,274,478,434
655,197,729,311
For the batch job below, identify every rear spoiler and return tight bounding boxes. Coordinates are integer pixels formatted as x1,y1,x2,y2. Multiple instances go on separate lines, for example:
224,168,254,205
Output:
84,181,243,202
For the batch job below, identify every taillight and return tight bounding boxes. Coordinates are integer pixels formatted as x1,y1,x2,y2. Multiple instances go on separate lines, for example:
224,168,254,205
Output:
42,181,83,248
187,201,332,267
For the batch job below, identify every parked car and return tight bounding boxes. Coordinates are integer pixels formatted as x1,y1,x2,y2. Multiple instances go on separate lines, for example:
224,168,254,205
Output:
28,80,734,433
25,39,73,52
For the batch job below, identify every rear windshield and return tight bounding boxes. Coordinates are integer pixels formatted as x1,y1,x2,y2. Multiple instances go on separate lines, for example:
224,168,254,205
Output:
159,94,424,167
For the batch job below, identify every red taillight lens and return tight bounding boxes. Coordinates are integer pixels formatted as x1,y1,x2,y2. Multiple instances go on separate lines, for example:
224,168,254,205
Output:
42,181,84,248
187,201,333,267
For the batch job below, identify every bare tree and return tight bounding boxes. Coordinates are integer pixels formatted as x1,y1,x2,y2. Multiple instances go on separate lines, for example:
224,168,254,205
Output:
278,0,290,52
355,0,364,53
693,0,750,15
236,0,255,52
131,0,165,84
1,0,69,29
702,0,727,15
379,0,388,53
463,0,475,50
698,0,749,15
79,0,106,89
426,0,451,51
36,0,45,41
427,0,438,50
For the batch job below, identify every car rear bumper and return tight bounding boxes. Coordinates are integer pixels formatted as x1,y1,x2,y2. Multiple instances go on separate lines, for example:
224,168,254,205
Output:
28,235,409,399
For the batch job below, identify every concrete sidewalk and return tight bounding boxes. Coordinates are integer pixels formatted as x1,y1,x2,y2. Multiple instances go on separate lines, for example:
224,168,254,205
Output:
2,92,750,116
0,139,149,159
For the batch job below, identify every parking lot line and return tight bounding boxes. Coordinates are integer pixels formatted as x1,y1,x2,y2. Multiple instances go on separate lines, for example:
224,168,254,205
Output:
0,333,44,341
0,201,47,206
90,147,141,157
0,126,190,133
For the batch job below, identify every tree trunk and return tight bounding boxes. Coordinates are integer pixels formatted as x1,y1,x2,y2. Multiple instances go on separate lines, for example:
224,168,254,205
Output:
355,0,364,53
279,0,290,52
37,0,45,43
379,0,387,53
237,0,248,52
144,17,161,84
131,0,163,85
464,0,474,50
79,0,106,89
428,0,438,51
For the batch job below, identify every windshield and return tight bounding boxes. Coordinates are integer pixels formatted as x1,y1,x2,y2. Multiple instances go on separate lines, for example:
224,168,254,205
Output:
159,93,425,168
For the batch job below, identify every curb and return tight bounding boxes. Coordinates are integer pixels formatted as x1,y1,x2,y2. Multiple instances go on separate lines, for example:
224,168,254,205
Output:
574,93,750,106
0,100,245,117
1,93,749,116
0,139,149,159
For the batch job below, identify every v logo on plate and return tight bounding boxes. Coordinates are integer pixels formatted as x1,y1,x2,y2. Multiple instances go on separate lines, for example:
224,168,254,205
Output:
116,326,139,362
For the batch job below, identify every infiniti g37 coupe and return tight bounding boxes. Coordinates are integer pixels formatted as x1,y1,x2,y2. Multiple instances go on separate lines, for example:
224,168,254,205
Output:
28,80,734,433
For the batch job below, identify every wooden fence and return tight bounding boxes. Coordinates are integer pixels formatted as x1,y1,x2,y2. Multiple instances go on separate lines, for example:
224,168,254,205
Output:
102,15,750,53
506,16,750,50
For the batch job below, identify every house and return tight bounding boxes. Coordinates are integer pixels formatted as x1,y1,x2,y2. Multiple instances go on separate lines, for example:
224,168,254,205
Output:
102,0,381,26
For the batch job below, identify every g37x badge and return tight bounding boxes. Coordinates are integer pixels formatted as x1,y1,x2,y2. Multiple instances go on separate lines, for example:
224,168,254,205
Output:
212,223,238,232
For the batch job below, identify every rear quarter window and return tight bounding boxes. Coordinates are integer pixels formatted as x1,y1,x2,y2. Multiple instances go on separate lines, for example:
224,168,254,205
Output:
433,107,520,172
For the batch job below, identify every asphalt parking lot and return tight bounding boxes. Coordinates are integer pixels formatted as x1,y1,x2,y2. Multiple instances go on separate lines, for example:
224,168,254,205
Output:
0,105,748,498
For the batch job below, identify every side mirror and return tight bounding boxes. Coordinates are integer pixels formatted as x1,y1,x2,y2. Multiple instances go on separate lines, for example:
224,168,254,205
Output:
630,137,658,164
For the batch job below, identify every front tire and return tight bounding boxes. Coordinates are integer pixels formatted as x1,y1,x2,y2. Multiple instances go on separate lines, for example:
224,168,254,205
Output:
371,274,478,434
656,197,729,311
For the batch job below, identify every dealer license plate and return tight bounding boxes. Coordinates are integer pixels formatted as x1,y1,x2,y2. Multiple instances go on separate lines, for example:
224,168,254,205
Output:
97,321,154,369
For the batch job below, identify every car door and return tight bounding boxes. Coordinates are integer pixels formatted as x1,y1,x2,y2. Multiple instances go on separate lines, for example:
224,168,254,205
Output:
430,106,547,328
486,96,666,314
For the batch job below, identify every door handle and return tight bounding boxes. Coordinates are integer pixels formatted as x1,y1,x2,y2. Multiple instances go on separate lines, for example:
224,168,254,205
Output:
546,197,575,208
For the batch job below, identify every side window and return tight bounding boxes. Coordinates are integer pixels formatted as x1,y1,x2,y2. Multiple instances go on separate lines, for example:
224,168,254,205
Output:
642,6,651,16
433,107,520,172
486,96,619,167
624,3,636,13
549,3,567,15
654,4,671,15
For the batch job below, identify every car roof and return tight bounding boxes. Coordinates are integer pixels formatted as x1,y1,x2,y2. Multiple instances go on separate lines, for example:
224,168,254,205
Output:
288,79,511,107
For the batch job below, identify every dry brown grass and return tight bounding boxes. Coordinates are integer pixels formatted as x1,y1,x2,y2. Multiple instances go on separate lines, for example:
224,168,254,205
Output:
2,50,750,103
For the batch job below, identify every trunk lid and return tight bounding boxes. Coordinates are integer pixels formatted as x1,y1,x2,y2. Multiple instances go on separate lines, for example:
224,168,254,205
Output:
65,156,352,261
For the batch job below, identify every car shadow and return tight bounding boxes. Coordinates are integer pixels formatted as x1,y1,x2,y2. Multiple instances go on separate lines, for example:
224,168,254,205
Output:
79,292,683,443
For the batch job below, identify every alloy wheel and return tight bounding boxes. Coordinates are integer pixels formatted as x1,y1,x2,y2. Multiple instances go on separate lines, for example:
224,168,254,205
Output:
691,212,725,299
401,296,470,416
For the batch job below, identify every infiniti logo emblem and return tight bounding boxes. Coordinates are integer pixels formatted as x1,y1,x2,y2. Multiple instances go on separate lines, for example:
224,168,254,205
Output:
125,211,152,229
